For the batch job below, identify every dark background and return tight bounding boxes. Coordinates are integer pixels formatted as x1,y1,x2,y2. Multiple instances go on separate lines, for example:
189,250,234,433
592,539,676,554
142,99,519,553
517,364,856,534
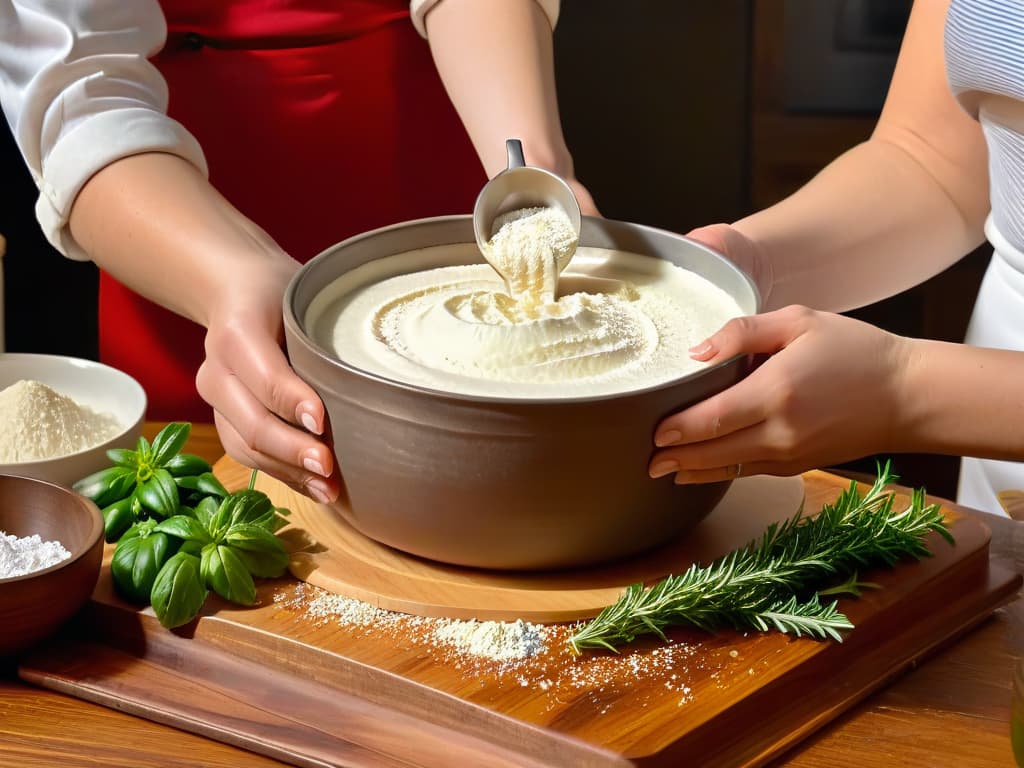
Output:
0,0,989,499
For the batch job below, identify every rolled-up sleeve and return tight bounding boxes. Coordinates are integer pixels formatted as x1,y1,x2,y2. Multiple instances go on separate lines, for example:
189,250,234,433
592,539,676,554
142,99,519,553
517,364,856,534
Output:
409,0,560,37
0,1,207,260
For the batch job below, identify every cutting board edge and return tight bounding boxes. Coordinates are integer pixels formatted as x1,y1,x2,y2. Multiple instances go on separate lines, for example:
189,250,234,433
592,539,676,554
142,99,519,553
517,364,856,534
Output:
33,597,635,768
22,463,1015,768
630,556,1022,767
18,559,1018,768
19,634,624,768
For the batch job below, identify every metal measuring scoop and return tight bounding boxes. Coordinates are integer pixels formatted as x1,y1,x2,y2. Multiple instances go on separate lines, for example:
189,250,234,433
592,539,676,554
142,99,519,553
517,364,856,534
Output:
473,139,582,276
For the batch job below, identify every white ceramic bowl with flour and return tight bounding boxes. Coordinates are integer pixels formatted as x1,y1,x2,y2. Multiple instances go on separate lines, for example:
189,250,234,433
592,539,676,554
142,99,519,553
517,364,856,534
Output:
0,354,146,488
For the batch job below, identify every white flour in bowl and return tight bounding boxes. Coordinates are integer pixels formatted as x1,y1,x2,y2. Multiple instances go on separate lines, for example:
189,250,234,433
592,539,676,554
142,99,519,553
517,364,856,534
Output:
310,245,744,399
0,531,71,578
0,379,121,462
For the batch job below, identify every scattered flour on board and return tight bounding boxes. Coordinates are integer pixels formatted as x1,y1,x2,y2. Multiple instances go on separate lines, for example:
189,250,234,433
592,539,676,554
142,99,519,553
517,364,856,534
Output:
271,584,760,713
433,617,547,662
291,587,548,664
0,379,121,462
0,531,71,578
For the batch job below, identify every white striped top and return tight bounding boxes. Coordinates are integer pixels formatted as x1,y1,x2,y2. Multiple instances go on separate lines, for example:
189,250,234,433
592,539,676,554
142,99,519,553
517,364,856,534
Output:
946,0,1024,252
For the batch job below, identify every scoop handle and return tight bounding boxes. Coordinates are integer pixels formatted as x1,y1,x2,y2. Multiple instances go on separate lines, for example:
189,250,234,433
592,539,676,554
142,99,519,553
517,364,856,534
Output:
506,139,525,170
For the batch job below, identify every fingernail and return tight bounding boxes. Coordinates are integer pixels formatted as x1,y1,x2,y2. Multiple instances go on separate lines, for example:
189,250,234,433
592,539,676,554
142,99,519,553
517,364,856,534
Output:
297,403,321,435
673,472,697,485
649,460,679,479
689,341,714,357
655,430,682,447
302,452,327,478
306,478,333,504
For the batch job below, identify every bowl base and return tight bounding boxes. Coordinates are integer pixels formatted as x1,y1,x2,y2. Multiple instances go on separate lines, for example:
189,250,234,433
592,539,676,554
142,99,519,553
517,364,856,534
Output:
255,468,806,623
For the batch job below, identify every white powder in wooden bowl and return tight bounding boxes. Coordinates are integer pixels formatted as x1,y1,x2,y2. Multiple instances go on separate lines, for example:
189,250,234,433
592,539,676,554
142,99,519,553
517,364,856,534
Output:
0,530,71,578
0,380,121,462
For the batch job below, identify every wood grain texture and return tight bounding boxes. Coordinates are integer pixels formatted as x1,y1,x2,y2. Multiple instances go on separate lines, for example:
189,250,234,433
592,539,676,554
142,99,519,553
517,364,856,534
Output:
243,460,807,622
0,678,288,768
4,424,1023,767
17,459,1021,768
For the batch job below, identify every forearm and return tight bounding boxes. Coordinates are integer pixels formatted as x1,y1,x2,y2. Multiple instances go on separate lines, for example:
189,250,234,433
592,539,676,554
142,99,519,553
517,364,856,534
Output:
892,338,1024,461
736,137,987,313
68,152,298,328
423,0,573,178
735,0,989,313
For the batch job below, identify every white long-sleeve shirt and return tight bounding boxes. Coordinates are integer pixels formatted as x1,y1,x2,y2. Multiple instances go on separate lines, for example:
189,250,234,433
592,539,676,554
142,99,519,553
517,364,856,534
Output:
0,0,558,260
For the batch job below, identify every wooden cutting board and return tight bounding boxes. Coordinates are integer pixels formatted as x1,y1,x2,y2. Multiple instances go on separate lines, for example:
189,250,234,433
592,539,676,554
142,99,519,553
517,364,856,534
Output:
18,461,1021,768
277,465,808,622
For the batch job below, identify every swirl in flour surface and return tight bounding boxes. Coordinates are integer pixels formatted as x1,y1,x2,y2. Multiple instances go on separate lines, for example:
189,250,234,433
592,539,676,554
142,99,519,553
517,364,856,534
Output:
306,240,744,399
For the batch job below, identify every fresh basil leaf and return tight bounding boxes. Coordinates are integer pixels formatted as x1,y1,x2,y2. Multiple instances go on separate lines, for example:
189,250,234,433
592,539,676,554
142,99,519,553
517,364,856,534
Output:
111,536,145,602
179,539,204,557
155,515,212,545
174,475,202,492
239,500,291,534
224,524,288,577
137,469,180,519
173,476,204,508
101,497,137,543
132,532,175,599
164,452,213,478
230,548,288,579
121,518,158,543
209,495,238,541
228,490,274,528
201,544,256,605
196,472,228,498
73,466,136,507
151,552,208,629
194,496,219,532
135,435,152,463
224,523,285,554
110,532,174,604
209,489,289,542
150,422,191,467
106,448,139,469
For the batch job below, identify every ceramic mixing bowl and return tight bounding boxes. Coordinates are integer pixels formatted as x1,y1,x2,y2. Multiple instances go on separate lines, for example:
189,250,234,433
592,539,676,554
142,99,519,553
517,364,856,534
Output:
283,216,760,570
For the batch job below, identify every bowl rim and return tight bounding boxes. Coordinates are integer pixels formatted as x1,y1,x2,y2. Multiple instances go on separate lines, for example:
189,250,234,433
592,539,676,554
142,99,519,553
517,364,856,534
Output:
0,474,103,584
283,214,762,405
0,352,147,466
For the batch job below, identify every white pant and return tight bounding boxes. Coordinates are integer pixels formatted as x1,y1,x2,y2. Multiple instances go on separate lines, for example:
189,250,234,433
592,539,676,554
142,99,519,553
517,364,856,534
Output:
957,216,1024,516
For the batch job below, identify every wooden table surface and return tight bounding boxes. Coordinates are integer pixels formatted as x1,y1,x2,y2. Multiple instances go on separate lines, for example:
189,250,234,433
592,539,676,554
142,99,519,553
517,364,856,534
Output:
1,422,1022,767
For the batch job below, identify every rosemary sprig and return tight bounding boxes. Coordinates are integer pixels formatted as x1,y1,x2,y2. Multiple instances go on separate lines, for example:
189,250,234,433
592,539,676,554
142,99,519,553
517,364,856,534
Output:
568,461,954,654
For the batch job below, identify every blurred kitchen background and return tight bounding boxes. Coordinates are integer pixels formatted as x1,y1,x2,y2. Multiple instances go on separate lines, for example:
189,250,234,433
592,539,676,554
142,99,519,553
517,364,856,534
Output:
0,0,990,499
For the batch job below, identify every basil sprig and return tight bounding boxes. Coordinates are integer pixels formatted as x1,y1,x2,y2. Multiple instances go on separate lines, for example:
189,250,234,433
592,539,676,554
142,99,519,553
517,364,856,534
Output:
88,421,292,629
112,482,291,628
75,422,222,542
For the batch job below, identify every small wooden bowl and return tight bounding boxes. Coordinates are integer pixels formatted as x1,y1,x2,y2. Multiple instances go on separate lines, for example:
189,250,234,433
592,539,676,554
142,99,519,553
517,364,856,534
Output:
0,475,103,656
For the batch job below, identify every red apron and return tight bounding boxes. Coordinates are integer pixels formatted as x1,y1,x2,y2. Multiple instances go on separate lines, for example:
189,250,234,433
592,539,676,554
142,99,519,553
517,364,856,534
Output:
100,0,486,421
